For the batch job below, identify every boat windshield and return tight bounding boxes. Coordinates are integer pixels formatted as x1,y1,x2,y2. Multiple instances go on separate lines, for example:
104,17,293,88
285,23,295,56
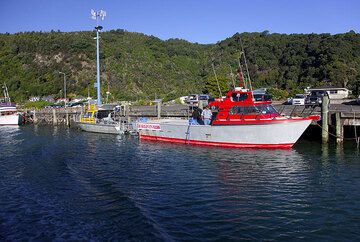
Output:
84,112,93,118
231,93,248,102
230,104,278,115
256,105,278,114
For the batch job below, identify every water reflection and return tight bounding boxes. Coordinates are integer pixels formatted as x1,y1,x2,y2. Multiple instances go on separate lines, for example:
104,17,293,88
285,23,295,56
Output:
321,144,329,163
1,126,360,241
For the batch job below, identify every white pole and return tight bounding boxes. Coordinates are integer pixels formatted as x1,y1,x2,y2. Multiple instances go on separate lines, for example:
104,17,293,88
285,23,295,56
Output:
59,72,67,107
96,28,102,106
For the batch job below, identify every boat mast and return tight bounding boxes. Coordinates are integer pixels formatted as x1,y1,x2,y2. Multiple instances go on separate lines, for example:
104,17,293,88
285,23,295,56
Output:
237,53,246,88
211,62,222,98
228,65,236,89
237,36,252,92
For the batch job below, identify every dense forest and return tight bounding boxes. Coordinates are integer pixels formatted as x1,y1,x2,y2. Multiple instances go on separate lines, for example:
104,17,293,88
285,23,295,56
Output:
0,29,359,102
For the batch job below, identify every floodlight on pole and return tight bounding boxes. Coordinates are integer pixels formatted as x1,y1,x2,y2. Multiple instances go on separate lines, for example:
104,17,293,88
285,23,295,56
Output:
59,71,67,107
91,9,106,106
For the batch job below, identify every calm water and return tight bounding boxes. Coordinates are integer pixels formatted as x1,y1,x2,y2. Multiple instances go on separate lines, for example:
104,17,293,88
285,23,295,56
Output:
0,125,360,241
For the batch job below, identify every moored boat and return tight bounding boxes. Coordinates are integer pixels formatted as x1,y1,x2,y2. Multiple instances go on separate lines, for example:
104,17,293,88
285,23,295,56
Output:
0,84,23,126
77,104,123,134
137,87,319,148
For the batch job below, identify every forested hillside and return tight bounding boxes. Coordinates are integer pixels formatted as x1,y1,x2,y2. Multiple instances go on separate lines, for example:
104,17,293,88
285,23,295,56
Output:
0,29,359,102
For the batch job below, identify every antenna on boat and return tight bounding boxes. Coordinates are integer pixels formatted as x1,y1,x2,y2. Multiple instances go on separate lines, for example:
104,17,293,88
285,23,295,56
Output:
237,53,246,88
228,65,236,89
211,62,222,98
237,36,252,92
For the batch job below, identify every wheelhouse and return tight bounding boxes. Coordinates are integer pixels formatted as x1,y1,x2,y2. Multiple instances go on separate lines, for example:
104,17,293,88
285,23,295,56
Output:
208,87,279,124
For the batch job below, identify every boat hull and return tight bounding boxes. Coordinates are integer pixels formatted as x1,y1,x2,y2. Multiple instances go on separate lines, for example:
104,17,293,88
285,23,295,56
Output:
137,118,313,148
0,114,22,126
77,122,120,134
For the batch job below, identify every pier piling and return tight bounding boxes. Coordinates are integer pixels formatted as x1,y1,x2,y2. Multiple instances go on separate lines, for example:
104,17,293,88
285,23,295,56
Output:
65,109,70,127
335,112,343,144
157,100,162,118
52,109,58,125
321,94,330,143
125,103,130,124
33,110,37,123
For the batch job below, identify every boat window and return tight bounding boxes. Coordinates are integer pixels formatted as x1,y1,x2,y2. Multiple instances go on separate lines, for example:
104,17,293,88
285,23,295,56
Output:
231,93,248,102
97,110,112,119
84,112,93,118
230,105,278,115
256,105,279,114
230,106,260,114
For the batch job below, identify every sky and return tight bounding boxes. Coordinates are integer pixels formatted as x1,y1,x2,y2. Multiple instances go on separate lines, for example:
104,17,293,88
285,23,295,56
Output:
0,0,359,44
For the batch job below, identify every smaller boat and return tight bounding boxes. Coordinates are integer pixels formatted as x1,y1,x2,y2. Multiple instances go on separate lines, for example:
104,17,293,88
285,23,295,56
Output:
0,84,23,126
77,104,123,134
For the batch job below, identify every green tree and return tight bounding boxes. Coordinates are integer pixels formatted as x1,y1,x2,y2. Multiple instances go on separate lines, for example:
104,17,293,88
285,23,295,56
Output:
203,76,229,97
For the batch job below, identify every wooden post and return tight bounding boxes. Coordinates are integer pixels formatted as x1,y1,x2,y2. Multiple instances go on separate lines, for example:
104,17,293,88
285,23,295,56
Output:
80,107,84,122
321,94,329,143
157,100,162,118
66,109,70,127
52,109,58,125
33,110,37,123
125,103,130,125
335,112,343,144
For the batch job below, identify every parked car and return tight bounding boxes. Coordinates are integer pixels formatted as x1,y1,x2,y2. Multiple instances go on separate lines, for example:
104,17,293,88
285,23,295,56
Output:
305,90,327,107
253,93,272,102
187,94,211,107
252,88,272,102
291,94,306,105
357,95,360,105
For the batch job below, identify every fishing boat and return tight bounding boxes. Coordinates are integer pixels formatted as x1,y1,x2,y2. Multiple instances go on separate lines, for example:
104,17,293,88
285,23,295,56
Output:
77,104,123,134
137,87,319,148
137,46,320,149
0,84,23,126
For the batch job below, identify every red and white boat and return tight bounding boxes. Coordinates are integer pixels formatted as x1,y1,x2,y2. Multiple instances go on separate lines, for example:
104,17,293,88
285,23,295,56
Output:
137,87,319,148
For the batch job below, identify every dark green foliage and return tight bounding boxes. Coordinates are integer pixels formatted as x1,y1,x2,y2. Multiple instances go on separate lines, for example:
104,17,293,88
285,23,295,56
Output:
23,100,52,109
0,30,359,102
203,75,230,97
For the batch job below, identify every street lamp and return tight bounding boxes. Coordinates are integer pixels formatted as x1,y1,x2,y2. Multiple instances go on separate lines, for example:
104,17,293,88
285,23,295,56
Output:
59,71,67,107
91,9,106,106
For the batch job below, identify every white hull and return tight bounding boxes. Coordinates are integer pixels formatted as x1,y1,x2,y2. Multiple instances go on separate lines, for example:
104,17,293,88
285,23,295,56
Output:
0,113,22,125
137,118,312,148
78,122,121,134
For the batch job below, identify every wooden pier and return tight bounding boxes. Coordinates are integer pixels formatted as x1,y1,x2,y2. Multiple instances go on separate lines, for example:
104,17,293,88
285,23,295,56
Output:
23,108,83,126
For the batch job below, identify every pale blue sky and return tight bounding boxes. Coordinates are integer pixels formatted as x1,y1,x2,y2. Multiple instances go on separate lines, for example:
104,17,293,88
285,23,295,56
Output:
0,0,359,43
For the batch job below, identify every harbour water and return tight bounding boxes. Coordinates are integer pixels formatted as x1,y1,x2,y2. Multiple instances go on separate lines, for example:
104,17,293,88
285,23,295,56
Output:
1,125,360,241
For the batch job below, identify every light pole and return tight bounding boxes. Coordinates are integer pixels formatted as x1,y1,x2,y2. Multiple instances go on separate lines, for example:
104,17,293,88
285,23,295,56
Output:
91,9,106,106
59,71,67,107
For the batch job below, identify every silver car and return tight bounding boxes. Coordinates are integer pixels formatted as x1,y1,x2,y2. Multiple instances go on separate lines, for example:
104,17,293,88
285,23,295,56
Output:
291,94,306,105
